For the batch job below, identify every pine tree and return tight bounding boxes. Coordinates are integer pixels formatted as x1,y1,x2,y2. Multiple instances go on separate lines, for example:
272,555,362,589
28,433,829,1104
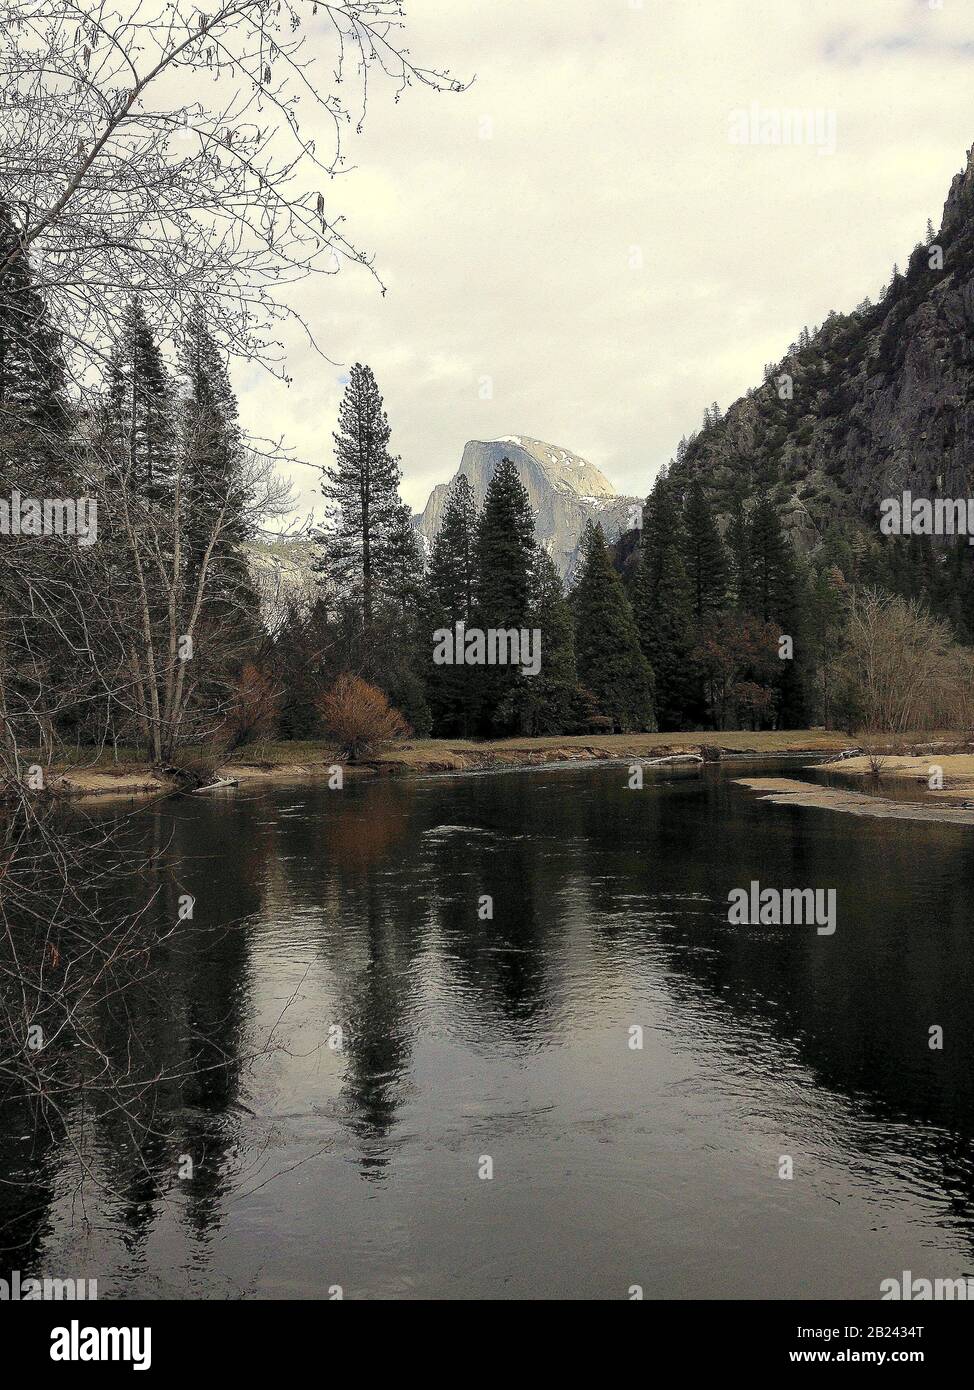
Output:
370,504,431,737
428,473,476,624
474,457,535,623
317,363,402,630
178,308,248,587
682,478,729,623
573,522,654,732
517,548,577,735
0,204,77,761
383,504,425,624
745,493,808,726
99,298,177,498
426,474,478,735
0,203,70,480
631,473,693,730
472,456,536,734
805,563,847,726
746,493,795,624
727,493,751,610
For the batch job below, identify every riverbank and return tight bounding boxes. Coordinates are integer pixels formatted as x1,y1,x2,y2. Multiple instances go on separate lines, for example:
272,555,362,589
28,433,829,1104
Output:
737,775,974,825
49,729,853,799
816,752,974,800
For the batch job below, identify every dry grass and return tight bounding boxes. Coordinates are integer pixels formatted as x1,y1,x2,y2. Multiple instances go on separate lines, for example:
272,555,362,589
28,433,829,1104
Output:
52,730,974,798
820,753,974,801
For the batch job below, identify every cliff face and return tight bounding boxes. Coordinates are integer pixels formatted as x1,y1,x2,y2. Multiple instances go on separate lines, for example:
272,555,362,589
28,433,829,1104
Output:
245,535,317,614
416,435,638,580
670,145,974,543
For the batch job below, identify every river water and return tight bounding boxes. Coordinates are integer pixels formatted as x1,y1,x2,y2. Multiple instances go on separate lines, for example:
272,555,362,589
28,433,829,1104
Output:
4,758,974,1299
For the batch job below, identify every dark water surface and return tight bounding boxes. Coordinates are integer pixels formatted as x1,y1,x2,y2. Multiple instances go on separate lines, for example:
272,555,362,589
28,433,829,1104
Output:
5,758,974,1299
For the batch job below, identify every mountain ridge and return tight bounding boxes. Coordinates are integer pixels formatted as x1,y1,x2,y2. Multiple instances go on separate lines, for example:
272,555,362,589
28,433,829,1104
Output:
415,434,639,580
665,143,974,547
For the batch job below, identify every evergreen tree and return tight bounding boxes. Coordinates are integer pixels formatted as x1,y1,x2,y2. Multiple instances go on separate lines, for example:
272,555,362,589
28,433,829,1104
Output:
631,473,693,730
472,456,536,734
0,204,78,755
100,298,177,498
374,520,432,734
573,522,654,732
474,456,535,623
178,308,249,590
428,473,476,624
317,363,402,630
746,493,796,624
426,474,478,734
745,494,808,725
516,548,577,735
805,563,847,726
682,477,729,623
727,493,752,610
0,203,70,478
383,504,426,624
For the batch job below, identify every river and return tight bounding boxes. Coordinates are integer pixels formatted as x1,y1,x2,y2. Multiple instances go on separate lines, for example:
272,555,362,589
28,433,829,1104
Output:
3,758,974,1299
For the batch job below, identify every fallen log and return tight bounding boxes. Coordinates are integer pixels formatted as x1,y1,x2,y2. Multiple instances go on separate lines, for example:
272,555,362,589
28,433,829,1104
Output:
642,753,704,766
190,777,239,793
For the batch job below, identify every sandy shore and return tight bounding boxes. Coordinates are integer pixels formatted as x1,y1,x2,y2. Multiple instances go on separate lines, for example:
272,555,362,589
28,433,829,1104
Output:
49,730,850,799
736,775,974,826
816,752,974,801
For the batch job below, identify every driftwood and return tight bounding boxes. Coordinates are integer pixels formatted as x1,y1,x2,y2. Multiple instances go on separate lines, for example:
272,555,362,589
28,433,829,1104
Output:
190,777,239,794
642,754,704,766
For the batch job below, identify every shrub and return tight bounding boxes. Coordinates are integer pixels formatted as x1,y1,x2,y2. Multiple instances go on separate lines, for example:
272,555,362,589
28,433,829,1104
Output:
316,674,410,761
223,662,284,753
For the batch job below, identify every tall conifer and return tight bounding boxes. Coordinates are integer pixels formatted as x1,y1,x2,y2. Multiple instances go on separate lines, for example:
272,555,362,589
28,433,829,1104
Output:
100,298,177,499
683,477,728,623
427,474,478,734
518,547,576,735
573,522,654,732
179,308,248,590
317,363,402,631
472,456,535,734
632,473,693,730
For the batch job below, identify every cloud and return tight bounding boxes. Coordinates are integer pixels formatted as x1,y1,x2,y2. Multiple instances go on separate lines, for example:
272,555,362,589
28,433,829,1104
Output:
236,0,974,520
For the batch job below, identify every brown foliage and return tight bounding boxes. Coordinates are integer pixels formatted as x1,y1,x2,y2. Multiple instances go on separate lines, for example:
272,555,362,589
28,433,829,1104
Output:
693,614,782,729
316,674,410,761
223,662,284,752
838,588,974,733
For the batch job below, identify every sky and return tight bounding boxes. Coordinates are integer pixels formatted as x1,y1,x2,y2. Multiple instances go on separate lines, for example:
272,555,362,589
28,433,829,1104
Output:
235,0,974,523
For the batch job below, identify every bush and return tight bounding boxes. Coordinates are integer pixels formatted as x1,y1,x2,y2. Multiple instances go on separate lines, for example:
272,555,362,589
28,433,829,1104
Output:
316,674,410,761
223,662,284,753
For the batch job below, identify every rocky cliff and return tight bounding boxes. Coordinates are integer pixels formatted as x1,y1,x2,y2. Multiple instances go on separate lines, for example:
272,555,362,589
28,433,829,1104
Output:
669,144,974,545
416,435,638,580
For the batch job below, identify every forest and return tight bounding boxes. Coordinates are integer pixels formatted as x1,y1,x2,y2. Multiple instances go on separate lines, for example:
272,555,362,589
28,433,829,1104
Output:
5,231,974,781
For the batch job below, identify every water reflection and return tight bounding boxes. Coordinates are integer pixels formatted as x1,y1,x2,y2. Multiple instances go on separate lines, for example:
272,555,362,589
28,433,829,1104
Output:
3,760,974,1298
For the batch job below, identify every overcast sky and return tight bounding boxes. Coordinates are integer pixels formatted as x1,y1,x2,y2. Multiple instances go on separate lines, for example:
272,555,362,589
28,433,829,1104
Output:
237,0,974,522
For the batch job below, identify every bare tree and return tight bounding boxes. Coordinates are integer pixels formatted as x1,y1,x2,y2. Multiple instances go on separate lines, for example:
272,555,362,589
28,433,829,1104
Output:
838,588,972,733
0,0,468,380
1,0,465,770
101,440,292,761
0,1,465,1225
